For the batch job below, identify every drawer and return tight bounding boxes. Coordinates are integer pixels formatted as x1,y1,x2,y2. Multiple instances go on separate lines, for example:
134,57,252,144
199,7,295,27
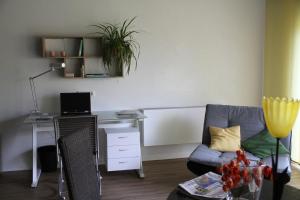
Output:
107,145,141,159
107,132,140,146
107,157,141,171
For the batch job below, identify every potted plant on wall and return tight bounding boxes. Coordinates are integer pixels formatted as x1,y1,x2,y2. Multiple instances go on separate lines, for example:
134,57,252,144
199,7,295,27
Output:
92,17,140,76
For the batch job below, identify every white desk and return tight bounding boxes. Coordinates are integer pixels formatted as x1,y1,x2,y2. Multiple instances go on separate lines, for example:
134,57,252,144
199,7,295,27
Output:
24,114,54,187
24,110,145,188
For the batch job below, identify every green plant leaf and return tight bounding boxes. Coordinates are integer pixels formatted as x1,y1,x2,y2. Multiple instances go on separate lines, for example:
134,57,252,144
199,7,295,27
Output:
91,17,140,75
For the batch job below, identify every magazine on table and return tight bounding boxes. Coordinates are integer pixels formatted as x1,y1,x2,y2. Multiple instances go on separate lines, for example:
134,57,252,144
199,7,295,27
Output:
178,172,227,199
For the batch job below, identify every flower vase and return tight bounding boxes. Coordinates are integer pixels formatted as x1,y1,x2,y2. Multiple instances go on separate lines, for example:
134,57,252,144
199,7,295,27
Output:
225,165,263,200
228,178,263,200
229,184,248,199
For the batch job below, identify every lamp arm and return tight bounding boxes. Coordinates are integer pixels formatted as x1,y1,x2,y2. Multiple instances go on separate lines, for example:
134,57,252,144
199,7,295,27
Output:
30,68,53,79
28,68,54,113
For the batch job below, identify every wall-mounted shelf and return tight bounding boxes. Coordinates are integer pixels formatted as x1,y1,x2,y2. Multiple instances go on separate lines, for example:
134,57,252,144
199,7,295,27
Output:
42,36,124,78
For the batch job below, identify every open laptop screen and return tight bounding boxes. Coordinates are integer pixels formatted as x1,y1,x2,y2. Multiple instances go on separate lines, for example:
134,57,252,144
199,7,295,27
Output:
60,92,91,115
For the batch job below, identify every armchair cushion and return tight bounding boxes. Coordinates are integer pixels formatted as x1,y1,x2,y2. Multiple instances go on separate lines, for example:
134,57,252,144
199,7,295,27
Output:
209,125,241,152
242,129,289,158
188,144,260,167
188,144,222,167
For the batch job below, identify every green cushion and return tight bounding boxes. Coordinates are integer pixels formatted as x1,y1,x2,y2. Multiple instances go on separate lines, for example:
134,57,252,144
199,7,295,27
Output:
241,130,289,158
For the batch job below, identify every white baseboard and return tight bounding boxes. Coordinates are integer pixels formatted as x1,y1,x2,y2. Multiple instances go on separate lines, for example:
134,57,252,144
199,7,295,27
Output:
141,144,198,161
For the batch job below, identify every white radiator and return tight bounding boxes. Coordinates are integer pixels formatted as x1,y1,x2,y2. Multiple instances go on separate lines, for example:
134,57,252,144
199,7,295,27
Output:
143,106,206,146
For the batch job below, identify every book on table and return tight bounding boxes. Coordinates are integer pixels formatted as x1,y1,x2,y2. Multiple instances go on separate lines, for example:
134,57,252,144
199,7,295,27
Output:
178,172,227,199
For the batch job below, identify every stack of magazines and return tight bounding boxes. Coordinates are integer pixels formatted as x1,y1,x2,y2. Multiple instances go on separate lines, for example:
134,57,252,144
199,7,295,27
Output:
178,172,227,199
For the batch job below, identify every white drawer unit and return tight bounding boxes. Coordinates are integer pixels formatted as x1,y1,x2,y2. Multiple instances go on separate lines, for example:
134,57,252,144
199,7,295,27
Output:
107,145,141,158
107,132,140,146
107,157,141,171
104,127,142,173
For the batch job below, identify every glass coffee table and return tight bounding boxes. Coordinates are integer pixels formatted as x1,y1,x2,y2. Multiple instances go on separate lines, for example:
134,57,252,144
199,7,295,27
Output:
167,180,300,200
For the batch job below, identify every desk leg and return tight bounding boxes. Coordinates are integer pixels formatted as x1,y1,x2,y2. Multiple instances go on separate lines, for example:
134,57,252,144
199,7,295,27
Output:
137,160,145,178
31,124,41,187
136,119,145,178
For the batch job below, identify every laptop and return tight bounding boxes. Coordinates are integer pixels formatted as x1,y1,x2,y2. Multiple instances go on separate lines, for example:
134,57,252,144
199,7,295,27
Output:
60,92,91,116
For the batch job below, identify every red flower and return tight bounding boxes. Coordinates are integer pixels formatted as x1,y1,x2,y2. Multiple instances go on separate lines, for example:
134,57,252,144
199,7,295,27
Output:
223,185,229,192
263,166,272,178
219,149,271,192
243,159,250,166
229,160,237,168
225,178,234,188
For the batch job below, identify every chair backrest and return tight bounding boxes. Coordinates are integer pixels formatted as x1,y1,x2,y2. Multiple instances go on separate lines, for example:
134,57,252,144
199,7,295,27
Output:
202,104,291,150
54,115,98,154
58,128,101,200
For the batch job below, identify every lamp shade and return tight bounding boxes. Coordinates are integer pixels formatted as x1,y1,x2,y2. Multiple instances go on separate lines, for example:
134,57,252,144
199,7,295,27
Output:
262,97,300,138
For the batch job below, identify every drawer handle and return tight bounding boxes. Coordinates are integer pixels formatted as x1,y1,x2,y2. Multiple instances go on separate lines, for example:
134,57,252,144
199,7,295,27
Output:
119,161,127,164
118,136,128,139
118,149,128,151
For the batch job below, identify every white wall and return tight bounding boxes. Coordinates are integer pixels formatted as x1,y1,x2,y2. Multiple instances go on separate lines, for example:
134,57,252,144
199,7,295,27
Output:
0,0,265,172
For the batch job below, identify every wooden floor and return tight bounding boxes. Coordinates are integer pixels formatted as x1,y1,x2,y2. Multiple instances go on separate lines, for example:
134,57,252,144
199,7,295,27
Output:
0,159,300,200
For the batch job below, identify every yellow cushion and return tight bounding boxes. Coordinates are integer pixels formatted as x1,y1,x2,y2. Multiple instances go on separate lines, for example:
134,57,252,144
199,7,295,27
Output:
209,125,241,152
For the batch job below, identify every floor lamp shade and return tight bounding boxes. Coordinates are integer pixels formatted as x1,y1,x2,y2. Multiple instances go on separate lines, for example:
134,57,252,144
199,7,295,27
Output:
262,96,300,138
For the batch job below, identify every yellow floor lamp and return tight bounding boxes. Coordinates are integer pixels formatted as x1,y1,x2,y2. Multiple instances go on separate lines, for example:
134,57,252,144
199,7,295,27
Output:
262,97,300,200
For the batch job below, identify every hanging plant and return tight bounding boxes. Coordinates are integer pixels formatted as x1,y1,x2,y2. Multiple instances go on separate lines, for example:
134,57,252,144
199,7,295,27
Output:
92,17,140,75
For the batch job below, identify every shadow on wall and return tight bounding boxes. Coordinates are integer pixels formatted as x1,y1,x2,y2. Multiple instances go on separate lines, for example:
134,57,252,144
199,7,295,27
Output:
40,94,60,114
0,1,8,12
21,35,42,58
0,115,31,171
25,36,62,113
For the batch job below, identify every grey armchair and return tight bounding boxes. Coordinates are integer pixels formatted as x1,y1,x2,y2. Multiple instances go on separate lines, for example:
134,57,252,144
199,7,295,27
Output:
58,128,101,200
187,104,292,181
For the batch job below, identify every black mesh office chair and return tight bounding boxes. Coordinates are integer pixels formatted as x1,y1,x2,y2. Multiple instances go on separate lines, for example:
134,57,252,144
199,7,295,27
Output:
54,115,101,199
58,128,101,200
